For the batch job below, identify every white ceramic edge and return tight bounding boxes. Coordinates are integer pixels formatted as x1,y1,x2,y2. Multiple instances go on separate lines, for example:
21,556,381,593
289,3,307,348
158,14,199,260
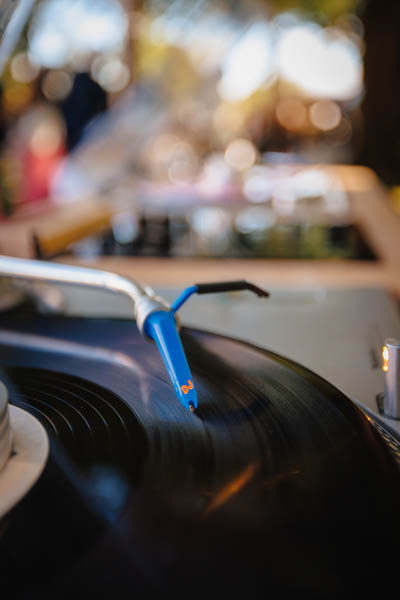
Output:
0,405,49,519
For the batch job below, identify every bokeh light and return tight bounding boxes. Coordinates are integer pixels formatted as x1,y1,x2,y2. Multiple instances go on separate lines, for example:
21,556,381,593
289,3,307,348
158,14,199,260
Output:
278,23,362,99
95,58,130,93
218,22,273,102
235,206,276,233
224,139,257,172
41,70,73,101
309,101,342,131
30,121,63,157
243,166,274,204
276,99,307,131
28,0,128,68
10,52,39,83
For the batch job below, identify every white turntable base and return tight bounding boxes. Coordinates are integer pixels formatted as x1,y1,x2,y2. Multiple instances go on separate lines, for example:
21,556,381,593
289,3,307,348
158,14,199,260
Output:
0,406,48,519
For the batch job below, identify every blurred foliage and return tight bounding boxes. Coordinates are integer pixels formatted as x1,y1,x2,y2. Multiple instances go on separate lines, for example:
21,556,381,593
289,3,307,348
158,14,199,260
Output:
146,0,363,20
145,0,365,25
264,0,363,21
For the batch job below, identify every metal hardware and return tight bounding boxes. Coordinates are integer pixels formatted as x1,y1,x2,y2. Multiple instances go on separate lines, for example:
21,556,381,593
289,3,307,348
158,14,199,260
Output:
0,382,12,473
0,255,170,335
383,339,400,419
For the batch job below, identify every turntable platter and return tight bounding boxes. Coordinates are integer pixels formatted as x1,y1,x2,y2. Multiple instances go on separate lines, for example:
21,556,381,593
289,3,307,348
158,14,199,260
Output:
0,317,399,599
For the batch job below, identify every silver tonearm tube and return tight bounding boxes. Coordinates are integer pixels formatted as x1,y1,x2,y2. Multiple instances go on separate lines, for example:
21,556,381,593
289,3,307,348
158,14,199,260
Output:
0,255,170,335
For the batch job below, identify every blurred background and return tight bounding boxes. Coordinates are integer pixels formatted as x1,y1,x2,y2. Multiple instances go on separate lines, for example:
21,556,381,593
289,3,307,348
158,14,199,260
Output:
0,0,399,276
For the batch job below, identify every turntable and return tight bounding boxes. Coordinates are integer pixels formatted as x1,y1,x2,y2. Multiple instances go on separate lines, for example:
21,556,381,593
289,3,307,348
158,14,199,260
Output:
0,255,400,599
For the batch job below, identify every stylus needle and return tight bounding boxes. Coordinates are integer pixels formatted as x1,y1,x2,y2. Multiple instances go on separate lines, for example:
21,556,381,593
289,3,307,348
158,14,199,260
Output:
144,310,197,412
143,282,269,411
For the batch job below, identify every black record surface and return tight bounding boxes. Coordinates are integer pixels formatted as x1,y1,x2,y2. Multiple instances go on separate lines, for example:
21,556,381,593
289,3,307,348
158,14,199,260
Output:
0,314,399,599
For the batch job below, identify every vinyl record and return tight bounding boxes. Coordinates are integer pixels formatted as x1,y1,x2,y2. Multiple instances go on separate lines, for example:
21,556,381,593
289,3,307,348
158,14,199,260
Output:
0,315,399,599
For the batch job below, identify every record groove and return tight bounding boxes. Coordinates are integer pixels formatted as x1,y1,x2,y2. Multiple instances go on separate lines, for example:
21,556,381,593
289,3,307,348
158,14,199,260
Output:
0,317,400,598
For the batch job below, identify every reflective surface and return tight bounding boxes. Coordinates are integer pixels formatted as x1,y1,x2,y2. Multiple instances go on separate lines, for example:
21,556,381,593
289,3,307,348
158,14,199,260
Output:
0,308,399,598
0,381,11,472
